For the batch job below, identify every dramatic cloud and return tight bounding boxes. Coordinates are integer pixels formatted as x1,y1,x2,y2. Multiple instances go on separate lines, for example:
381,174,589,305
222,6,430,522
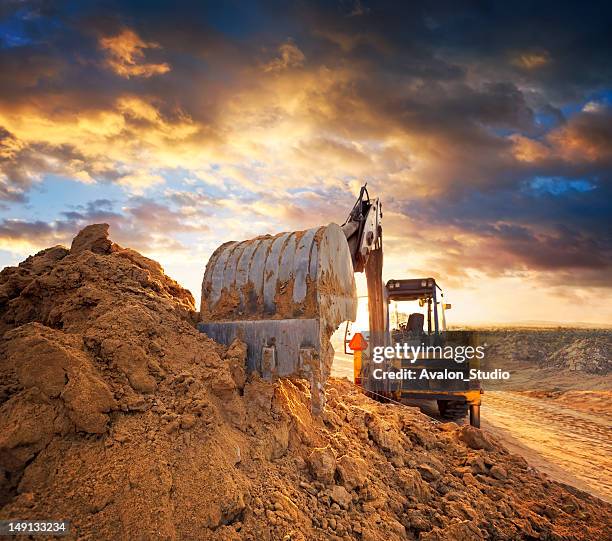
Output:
263,40,305,72
511,50,551,70
0,1,610,324
0,126,123,200
99,28,170,78
0,196,210,254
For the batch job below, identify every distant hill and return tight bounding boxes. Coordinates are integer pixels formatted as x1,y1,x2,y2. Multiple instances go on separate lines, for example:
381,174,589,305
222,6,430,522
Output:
449,320,612,330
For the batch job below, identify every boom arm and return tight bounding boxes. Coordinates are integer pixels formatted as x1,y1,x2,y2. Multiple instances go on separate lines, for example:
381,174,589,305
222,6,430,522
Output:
341,185,387,350
341,185,382,272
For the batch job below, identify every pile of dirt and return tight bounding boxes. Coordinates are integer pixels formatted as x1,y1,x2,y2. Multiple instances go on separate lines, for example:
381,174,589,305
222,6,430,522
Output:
548,337,611,374
1,225,610,540
483,329,612,375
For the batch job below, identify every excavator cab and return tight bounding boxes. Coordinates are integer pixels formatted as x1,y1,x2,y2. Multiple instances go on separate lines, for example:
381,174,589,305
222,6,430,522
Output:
345,278,481,426
387,278,446,344
386,278,481,426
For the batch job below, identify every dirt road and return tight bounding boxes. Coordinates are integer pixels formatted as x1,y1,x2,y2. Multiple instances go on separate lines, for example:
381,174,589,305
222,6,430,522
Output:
481,391,612,503
331,347,612,503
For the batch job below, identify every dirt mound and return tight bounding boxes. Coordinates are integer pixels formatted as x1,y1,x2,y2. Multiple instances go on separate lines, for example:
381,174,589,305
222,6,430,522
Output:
1,225,610,540
548,337,611,374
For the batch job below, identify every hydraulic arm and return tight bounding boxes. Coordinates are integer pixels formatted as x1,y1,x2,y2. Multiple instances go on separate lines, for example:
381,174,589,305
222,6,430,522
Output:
341,185,386,350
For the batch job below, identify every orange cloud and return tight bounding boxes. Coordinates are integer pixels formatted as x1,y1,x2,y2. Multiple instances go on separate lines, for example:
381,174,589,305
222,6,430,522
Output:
0,95,203,195
549,111,612,162
512,50,550,70
508,106,612,165
263,40,305,72
99,28,170,78
510,134,550,162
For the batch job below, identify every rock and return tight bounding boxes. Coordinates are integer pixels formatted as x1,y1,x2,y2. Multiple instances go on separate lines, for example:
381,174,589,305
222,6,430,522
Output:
437,422,457,432
461,472,478,486
148,340,162,354
543,504,559,519
299,481,317,495
126,396,149,412
490,464,508,480
420,519,483,541
307,446,336,484
366,415,404,455
273,492,299,519
388,518,406,537
61,370,116,434
336,454,367,490
265,509,277,525
458,426,495,451
466,455,487,474
164,419,180,434
398,468,432,502
329,485,352,509
417,463,440,481
405,509,432,532
20,492,35,508
180,414,197,430
102,340,157,394
70,223,113,255
224,338,247,390
391,455,404,468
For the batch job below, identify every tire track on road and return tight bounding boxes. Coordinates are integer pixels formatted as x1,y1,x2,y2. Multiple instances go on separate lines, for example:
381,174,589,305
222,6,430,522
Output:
482,391,612,502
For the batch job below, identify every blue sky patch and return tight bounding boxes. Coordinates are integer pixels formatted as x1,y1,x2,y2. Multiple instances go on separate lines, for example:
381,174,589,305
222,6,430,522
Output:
529,176,597,196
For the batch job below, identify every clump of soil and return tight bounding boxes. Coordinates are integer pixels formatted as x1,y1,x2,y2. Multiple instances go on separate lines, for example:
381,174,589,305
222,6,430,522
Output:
1,225,610,540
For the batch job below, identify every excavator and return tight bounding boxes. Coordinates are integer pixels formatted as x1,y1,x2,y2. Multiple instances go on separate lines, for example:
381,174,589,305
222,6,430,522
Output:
198,185,480,425
345,278,482,427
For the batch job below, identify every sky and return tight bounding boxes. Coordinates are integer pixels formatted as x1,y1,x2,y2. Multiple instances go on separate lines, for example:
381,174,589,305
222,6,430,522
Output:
0,1,611,325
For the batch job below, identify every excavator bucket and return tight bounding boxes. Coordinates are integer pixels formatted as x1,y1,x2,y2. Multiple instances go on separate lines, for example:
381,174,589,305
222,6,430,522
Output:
198,223,357,412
